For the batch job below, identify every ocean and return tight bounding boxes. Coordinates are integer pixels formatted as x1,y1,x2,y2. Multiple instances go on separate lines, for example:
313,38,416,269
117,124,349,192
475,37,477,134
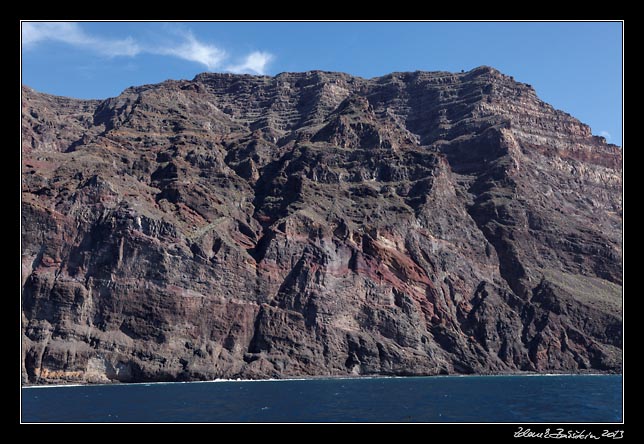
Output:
21,374,622,423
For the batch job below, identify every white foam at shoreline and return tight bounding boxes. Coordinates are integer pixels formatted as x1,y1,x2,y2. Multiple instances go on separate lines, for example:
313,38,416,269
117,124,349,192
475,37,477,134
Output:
21,373,617,389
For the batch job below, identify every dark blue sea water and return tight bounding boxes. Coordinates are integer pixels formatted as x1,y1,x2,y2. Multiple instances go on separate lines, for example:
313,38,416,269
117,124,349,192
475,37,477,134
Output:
21,374,622,423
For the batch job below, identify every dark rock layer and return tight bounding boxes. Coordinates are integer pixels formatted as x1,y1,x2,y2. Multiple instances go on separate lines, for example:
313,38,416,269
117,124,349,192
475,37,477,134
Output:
21,67,622,384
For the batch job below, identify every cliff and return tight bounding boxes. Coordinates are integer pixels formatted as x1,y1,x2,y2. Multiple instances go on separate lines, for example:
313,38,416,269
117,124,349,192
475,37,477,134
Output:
21,66,622,383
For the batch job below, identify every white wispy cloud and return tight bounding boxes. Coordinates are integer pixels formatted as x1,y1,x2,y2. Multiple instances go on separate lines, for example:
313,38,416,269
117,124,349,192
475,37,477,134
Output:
154,30,227,71
21,22,274,74
599,130,612,140
226,51,274,75
22,22,141,57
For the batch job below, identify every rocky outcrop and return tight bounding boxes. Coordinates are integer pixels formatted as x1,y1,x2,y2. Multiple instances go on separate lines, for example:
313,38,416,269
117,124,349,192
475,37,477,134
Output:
21,67,622,384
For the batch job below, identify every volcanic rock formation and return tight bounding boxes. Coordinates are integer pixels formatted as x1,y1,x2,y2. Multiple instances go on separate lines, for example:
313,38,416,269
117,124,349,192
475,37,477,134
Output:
21,66,622,384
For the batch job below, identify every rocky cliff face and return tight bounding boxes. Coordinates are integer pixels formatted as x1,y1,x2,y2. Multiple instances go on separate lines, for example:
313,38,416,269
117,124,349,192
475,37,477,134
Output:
21,67,622,384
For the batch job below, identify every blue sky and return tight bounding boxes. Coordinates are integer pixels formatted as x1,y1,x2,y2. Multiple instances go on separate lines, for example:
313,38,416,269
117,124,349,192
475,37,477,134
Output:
21,21,623,146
